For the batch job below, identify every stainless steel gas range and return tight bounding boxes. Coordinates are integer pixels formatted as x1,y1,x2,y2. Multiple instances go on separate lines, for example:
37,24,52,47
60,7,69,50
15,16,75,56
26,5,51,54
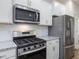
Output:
13,31,46,59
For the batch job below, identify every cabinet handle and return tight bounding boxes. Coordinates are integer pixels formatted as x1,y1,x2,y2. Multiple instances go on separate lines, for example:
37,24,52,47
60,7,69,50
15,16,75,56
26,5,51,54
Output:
53,47,55,51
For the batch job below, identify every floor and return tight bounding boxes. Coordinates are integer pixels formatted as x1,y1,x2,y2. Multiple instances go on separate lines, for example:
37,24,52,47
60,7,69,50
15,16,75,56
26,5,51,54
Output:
72,49,79,59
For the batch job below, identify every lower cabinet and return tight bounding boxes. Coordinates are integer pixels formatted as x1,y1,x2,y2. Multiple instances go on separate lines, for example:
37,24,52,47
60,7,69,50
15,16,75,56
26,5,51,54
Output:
0,48,16,59
47,39,59,59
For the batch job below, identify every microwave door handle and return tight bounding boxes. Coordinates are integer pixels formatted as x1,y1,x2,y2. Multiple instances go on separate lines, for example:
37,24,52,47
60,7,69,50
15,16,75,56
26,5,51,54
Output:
36,12,38,21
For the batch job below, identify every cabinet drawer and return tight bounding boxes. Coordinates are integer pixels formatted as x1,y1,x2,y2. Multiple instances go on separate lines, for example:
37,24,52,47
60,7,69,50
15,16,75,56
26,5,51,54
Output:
47,40,59,46
0,49,16,59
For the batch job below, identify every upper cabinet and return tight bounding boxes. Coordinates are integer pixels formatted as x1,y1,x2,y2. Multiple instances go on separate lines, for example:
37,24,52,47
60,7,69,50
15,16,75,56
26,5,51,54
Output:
0,0,13,23
14,0,28,6
30,0,41,9
52,1,65,15
39,1,52,26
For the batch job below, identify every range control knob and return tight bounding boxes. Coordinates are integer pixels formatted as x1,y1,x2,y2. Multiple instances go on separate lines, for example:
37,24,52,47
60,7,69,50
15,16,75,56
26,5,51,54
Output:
42,44,44,46
23,48,26,52
34,46,36,48
40,44,42,47
28,47,30,50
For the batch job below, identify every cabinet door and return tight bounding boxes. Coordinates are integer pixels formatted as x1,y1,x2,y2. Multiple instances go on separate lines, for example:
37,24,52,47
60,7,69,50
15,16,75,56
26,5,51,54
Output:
47,40,59,59
14,0,28,6
31,0,41,9
0,49,16,59
39,1,52,26
0,0,13,23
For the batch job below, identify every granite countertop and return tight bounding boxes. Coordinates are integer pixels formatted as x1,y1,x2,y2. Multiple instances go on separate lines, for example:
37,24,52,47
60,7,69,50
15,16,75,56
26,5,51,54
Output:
0,40,17,51
38,36,59,41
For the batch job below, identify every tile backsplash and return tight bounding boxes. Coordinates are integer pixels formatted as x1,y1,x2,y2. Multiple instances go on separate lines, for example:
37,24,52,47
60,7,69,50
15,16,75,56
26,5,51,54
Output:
0,24,48,41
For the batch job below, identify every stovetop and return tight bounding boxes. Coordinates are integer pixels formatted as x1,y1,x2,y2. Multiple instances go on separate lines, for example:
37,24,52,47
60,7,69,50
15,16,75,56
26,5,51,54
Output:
13,35,46,48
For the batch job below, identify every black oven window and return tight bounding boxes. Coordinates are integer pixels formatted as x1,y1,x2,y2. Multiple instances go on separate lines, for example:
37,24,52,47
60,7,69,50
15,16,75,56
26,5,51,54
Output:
18,48,46,59
16,8,36,21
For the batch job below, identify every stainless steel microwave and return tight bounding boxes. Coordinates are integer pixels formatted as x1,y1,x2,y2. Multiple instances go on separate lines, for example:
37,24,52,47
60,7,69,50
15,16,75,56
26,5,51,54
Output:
13,4,40,23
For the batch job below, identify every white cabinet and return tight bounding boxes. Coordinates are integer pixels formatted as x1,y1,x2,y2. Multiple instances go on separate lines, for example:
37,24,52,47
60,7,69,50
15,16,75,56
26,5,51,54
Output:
0,48,16,59
47,39,59,59
0,0,13,23
14,0,28,6
52,2,65,15
30,0,41,9
39,1,52,26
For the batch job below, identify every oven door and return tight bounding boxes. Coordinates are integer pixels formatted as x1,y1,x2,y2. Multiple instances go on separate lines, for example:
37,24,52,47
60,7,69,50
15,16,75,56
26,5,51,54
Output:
18,48,46,59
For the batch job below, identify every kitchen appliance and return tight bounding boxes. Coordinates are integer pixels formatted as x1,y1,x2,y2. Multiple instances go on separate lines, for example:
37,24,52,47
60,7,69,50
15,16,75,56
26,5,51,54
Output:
13,4,40,23
48,15,74,59
13,31,46,59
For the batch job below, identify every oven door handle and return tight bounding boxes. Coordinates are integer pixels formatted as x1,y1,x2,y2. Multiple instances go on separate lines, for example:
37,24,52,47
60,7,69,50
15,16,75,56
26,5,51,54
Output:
18,46,46,56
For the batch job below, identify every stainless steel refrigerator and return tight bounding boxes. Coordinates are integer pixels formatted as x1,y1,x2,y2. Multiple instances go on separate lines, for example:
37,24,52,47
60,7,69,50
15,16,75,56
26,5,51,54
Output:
48,15,74,59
